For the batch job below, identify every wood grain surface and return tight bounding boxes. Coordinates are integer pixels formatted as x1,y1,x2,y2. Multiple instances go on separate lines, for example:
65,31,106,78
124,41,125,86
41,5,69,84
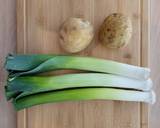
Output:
0,0,16,128
0,0,160,128
150,0,160,127
16,0,149,128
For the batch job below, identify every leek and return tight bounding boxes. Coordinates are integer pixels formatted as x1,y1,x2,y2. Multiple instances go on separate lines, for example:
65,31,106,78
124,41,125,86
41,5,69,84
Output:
13,88,155,111
6,73,152,98
4,54,155,111
5,86,20,100
5,54,150,80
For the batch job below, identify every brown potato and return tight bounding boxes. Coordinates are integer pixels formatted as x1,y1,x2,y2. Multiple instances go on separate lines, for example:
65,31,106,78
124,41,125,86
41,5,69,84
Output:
99,13,132,48
59,18,94,53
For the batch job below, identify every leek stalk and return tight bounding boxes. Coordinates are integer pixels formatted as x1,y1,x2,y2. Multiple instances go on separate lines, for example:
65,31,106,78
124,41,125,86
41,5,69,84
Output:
13,88,155,111
6,73,152,98
6,54,150,80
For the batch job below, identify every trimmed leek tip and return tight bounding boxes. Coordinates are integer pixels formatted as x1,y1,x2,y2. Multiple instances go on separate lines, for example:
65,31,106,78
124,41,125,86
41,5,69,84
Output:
150,91,156,104
13,88,156,111
5,54,150,80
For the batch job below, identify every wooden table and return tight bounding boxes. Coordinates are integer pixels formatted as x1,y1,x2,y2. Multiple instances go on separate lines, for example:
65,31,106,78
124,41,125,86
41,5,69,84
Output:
0,0,160,128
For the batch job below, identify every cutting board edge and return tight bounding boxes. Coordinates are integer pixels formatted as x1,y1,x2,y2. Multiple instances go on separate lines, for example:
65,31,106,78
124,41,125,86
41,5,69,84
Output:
141,0,150,128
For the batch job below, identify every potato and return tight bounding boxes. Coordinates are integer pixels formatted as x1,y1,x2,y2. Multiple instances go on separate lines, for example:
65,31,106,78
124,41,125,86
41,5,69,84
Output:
59,18,94,53
99,13,132,48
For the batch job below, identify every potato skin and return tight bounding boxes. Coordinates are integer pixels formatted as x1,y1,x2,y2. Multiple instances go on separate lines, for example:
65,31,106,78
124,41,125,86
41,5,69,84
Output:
59,18,94,53
99,13,132,48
